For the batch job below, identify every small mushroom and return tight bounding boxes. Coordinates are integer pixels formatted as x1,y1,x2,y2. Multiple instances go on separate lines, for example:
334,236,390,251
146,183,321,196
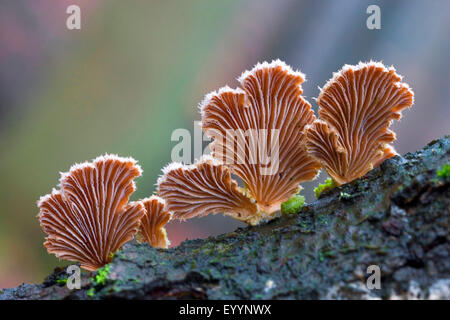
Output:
38,154,145,271
200,60,321,216
305,61,414,185
137,196,171,248
157,155,259,224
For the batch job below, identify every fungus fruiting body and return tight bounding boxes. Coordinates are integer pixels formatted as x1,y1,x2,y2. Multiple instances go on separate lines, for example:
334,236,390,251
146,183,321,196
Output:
158,155,259,224
137,196,172,248
305,62,414,185
38,155,145,271
158,60,321,225
201,60,321,214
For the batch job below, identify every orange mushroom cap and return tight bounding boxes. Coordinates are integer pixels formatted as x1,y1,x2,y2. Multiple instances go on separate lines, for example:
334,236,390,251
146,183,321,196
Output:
157,155,258,224
200,60,321,214
305,61,414,185
37,154,145,271
137,196,171,249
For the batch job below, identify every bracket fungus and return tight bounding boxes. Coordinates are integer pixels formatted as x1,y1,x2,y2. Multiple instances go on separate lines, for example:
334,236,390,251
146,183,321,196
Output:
201,60,321,219
158,155,259,224
305,61,414,185
37,154,145,271
137,196,172,248
158,60,321,225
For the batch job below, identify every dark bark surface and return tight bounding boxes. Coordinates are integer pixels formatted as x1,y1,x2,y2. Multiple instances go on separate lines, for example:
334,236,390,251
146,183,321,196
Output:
1,136,449,300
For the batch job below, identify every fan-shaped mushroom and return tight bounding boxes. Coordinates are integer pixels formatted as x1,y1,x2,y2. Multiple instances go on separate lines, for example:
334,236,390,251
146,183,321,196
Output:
200,60,321,216
305,62,414,185
38,154,145,271
137,196,171,248
157,155,259,224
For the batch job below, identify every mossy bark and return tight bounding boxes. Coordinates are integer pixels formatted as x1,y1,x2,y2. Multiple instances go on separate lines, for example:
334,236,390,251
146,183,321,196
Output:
1,136,449,300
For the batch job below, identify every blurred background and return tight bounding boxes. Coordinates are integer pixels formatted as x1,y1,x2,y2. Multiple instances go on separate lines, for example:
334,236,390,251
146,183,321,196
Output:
0,0,449,288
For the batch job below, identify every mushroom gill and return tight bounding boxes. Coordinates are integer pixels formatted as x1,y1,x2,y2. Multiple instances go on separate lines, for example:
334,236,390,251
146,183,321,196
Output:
305,61,414,185
137,196,171,248
200,60,321,216
37,154,145,271
157,155,258,224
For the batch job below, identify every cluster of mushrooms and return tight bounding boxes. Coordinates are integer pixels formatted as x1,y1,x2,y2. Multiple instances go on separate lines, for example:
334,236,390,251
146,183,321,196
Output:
38,60,414,271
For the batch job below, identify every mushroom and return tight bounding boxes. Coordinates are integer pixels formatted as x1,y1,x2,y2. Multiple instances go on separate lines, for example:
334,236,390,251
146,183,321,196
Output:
137,196,171,248
199,60,321,219
305,61,414,185
37,154,145,271
157,155,259,224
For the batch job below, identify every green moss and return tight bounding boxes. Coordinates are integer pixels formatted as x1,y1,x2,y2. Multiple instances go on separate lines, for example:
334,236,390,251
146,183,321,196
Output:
281,195,305,215
314,178,337,198
437,163,450,179
86,288,95,297
54,272,69,286
318,252,325,262
321,250,336,259
93,265,111,286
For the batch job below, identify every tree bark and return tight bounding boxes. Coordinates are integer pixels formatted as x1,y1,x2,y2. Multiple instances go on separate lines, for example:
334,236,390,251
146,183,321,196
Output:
1,136,449,300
